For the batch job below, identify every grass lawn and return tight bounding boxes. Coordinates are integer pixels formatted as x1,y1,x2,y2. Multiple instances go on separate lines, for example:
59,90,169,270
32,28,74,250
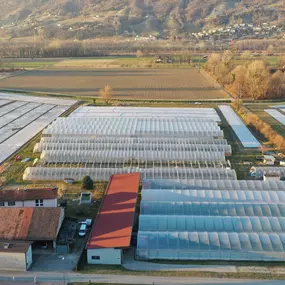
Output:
1,61,60,69
77,264,285,280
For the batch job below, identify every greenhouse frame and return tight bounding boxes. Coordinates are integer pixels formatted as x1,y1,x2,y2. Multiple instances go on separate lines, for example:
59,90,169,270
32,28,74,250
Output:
136,231,285,261
140,202,285,217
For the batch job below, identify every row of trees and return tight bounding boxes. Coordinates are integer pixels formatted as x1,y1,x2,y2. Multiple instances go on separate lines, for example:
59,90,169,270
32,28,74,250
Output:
232,101,285,152
205,51,285,99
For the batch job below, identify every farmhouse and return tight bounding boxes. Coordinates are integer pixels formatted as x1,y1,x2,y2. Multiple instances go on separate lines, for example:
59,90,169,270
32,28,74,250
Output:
0,240,33,271
86,173,140,265
0,207,64,249
0,187,58,207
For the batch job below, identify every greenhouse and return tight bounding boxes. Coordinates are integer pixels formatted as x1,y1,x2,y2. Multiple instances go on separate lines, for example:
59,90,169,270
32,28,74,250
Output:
141,190,285,203
42,117,223,138
70,107,221,122
140,202,285,217
23,167,237,181
252,167,285,179
40,149,226,163
136,231,285,261
37,136,228,145
139,215,285,232
34,141,232,155
142,179,285,191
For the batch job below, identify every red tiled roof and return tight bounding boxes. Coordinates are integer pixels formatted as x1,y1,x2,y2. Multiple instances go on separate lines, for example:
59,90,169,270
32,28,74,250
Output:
0,208,63,241
87,173,140,249
0,188,58,202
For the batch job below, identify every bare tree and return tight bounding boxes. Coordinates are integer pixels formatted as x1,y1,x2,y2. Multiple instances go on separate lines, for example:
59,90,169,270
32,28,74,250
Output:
99,85,114,104
136,50,144,58
245,60,269,100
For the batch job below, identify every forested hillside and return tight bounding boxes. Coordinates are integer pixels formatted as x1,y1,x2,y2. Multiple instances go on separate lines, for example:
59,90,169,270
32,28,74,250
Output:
0,0,284,39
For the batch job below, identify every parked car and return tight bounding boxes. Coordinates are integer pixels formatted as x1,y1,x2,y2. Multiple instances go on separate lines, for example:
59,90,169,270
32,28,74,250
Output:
78,223,87,237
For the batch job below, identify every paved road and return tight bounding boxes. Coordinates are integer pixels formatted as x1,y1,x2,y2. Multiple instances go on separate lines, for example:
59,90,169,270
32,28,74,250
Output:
0,272,284,285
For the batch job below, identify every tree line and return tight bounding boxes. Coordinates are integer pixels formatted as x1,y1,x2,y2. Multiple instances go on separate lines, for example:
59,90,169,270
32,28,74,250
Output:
205,51,285,99
232,101,285,152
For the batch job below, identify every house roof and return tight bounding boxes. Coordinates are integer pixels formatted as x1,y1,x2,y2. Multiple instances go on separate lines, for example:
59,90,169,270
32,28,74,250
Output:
87,173,140,250
0,188,58,202
0,240,32,254
0,208,63,241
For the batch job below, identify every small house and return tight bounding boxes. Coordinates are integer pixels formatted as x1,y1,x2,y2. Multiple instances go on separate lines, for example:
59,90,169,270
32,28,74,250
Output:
0,187,58,208
263,155,275,166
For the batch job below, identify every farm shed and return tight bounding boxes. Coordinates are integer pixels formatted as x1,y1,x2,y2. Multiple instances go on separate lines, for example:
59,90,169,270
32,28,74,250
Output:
0,187,58,207
86,173,140,265
0,207,64,249
0,240,33,271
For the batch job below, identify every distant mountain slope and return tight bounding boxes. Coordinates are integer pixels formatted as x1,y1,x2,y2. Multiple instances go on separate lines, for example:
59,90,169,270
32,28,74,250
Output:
0,0,284,39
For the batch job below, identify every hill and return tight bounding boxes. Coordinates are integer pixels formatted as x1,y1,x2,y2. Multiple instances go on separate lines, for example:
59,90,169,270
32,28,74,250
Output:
0,0,284,40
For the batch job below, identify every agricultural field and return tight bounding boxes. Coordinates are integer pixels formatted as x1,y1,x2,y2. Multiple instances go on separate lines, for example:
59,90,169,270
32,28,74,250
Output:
0,65,227,100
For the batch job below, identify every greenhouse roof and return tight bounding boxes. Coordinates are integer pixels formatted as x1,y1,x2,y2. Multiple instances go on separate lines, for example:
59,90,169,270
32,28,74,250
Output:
70,107,221,122
141,189,285,203
139,215,285,233
219,105,260,148
142,179,285,191
140,202,285,217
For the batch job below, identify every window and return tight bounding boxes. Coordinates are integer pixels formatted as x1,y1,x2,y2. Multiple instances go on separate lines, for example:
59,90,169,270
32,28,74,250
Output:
91,256,100,260
8,201,15,206
35,199,43,207
0,202,4,207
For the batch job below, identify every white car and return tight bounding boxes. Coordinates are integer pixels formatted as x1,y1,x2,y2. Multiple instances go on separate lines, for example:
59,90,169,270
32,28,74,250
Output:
78,223,87,237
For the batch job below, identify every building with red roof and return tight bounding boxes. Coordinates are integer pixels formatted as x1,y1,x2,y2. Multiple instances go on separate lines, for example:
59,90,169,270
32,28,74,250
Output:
87,173,140,265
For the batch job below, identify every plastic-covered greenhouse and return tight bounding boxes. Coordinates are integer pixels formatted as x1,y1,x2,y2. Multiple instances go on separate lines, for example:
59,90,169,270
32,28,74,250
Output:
34,141,232,155
139,215,285,232
40,149,226,163
42,117,223,138
141,190,285,203
136,231,285,261
70,107,221,122
252,167,285,179
23,167,237,181
142,179,285,191
37,136,229,145
140,202,285,217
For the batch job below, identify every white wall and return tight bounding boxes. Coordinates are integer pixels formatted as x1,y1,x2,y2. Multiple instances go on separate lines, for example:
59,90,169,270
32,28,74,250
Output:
87,248,122,265
25,245,33,269
0,198,57,208
0,252,27,271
